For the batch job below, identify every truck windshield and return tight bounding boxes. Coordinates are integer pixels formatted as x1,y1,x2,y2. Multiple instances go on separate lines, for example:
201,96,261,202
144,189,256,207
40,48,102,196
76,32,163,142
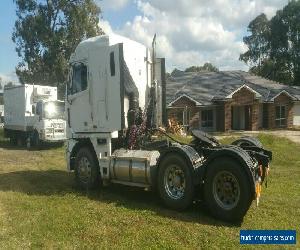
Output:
43,101,65,119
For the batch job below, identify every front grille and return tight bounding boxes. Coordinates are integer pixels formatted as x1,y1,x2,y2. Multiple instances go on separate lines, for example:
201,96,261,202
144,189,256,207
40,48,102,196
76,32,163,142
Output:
52,123,64,129
54,129,64,133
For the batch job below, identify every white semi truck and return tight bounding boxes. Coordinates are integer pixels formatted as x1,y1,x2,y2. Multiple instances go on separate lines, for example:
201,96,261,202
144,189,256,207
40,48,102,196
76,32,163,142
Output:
4,84,66,146
66,34,272,222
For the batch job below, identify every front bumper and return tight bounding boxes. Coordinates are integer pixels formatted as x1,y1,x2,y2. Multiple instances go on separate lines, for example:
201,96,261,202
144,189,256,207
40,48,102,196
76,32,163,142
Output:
42,135,66,142
41,129,66,142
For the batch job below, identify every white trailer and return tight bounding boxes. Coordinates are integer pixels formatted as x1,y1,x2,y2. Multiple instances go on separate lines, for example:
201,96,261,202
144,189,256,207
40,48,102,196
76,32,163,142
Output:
4,84,66,146
65,34,272,222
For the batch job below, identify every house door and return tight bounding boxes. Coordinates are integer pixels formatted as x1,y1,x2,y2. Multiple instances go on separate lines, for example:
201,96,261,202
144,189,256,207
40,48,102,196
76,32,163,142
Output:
232,106,245,130
232,105,252,130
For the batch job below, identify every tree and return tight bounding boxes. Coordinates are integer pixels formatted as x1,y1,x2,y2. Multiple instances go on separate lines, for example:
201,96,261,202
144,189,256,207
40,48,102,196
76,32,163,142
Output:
240,0,300,86
185,63,219,73
0,77,2,90
12,0,102,92
165,72,171,78
240,14,270,67
279,1,300,85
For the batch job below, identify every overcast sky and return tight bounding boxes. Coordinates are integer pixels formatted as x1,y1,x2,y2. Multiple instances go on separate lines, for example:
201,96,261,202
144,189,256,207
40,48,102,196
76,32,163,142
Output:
0,0,289,84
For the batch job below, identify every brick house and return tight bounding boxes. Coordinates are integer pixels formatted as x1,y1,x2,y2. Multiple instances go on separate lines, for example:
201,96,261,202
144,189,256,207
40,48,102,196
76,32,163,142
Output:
166,70,300,132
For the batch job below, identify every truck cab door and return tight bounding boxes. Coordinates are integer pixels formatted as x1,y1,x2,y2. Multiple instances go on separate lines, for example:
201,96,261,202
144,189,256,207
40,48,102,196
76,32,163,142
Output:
90,44,122,132
67,62,92,133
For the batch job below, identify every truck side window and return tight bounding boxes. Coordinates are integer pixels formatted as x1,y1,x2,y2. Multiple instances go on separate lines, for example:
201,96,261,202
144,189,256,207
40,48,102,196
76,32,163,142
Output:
110,52,115,76
71,64,88,94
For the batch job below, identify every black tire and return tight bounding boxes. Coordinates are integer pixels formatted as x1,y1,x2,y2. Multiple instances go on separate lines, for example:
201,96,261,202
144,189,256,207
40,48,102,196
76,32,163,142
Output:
10,136,17,145
157,153,194,210
204,157,253,222
17,134,25,146
74,147,101,190
31,131,40,148
232,136,263,148
26,136,31,149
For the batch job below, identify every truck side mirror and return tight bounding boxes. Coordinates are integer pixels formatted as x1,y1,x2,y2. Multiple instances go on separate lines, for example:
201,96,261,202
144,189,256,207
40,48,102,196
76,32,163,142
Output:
32,105,36,114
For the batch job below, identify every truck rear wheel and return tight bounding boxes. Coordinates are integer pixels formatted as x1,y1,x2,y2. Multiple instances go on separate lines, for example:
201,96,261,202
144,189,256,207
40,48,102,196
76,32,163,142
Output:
74,147,101,190
158,154,194,210
204,157,252,222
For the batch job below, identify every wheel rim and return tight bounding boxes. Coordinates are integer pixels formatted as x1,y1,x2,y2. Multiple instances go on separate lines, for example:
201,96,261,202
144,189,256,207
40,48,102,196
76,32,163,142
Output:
212,170,240,210
78,156,92,183
164,164,186,200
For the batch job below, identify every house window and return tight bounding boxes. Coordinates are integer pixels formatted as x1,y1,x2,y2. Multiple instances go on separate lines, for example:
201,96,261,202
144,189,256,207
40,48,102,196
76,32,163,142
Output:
71,63,88,94
201,109,214,128
171,108,191,127
275,105,286,127
183,108,191,127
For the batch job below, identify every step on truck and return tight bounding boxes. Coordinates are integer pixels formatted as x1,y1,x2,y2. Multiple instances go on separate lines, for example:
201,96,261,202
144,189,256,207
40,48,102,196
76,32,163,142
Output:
66,34,272,222
4,84,66,147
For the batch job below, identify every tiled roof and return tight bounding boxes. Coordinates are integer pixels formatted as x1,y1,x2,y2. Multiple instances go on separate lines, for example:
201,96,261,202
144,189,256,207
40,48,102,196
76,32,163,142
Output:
166,70,300,106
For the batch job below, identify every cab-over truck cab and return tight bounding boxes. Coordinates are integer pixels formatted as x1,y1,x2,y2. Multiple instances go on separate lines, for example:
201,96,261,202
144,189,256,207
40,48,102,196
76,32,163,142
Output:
4,84,66,146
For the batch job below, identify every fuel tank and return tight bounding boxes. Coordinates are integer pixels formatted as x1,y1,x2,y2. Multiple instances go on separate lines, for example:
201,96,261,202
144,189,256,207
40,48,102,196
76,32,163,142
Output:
110,149,160,185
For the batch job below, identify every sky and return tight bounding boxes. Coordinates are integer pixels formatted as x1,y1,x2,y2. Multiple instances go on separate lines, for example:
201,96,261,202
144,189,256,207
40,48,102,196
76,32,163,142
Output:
0,0,289,85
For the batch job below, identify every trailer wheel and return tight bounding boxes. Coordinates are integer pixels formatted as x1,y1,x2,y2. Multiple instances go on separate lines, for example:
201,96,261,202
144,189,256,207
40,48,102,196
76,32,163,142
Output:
17,136,24,146
204,157,252,222
10,136,17,145
74,147,101,190
31,131,40,148
158,153,194,210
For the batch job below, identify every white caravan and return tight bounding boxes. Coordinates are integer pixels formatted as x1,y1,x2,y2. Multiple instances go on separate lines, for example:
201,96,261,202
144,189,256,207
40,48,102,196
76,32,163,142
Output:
4,84,66,146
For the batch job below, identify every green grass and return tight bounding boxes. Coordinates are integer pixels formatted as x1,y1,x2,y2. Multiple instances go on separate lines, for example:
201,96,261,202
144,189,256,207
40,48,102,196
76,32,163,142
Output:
0,129,299,249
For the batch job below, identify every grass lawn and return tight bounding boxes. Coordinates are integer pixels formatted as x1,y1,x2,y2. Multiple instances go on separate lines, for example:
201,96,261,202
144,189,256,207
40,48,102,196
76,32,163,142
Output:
0,129,299,249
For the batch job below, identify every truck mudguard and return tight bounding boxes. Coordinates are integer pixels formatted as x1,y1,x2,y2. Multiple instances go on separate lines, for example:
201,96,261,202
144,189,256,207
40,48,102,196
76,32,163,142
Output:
157,144,204,185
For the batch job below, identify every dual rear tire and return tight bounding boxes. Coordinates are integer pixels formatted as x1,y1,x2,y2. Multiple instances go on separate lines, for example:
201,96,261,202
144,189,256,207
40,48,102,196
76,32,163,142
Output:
157,154,252,222
157,154,194,210
204,157,253,222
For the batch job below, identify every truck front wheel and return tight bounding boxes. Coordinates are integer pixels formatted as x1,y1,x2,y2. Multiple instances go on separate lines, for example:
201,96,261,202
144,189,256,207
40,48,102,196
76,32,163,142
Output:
204,157,252,222
74,147,101,190
158,154,194,210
